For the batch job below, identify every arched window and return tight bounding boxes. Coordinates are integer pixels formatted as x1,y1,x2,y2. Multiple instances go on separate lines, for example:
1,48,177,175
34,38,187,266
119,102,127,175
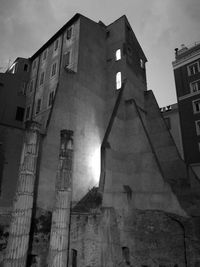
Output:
116,72,122,89
116,49,121,61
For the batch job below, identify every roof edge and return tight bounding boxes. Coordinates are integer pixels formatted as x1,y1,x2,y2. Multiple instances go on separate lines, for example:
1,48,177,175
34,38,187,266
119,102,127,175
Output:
31,13,81,60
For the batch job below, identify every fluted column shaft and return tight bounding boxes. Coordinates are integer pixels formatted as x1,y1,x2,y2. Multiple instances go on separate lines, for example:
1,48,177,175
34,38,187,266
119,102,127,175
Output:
4,121,40,267
48,130,73,267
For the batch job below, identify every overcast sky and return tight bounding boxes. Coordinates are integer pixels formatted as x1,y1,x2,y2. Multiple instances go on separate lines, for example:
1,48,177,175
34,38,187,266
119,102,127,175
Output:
0,0,199,106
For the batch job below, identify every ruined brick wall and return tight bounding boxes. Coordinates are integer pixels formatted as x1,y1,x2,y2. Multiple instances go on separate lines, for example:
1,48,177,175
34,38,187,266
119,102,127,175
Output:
0,213,10,265
68,208,188,267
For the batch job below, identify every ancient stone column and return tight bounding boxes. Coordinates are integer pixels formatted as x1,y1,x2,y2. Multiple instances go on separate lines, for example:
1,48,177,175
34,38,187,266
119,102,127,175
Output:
4,121,40,267
48,130,73,267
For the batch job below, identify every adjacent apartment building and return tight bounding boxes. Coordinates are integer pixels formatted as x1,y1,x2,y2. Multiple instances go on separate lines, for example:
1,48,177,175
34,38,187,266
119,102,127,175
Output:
1,14,200,266
173,43,200,176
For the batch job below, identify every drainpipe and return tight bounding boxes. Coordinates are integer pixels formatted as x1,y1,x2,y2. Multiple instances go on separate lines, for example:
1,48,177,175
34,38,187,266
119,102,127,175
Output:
4,121,41,267
48,130,73,267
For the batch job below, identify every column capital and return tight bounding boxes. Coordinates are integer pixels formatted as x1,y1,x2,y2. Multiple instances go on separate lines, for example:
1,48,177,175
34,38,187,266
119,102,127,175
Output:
60,129,73,139
60,130,73,151
25,120,41,133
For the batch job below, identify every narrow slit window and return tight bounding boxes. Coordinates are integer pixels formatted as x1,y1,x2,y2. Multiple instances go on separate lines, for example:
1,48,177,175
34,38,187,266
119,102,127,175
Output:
48,91,54,107
15,107,25,121
71,249,77,267
24,64,28,72
116,72,122,89
36,98,41,114
116,49,121,61
122,247,130,265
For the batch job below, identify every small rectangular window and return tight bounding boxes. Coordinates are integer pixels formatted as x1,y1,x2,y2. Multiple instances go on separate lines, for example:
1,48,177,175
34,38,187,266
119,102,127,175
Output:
51,62,57,77
116,72,122,90
193,99,200,114
63,52,70,67
54,39,59,51
36,99,41,114
190,80,200,93
187,61,200,76
71,249,77,267
32,60,36,70
48,91,54,107
15,107,25,121
39,72,45,85
66,27,72,40
24,64,28,72
195,120,200,135
122,247,130,265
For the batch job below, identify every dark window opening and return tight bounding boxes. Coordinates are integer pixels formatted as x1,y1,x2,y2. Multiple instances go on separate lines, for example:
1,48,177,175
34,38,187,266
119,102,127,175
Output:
24,64,28,72
122,247,130,265
72,249,77,267
15,107,25,121
39,72,45,85
188,62,199,76
48,91,54,107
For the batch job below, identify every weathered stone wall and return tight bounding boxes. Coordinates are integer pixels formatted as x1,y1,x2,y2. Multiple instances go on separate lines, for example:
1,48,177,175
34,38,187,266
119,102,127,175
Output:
69,208,188,267
0,213,10,265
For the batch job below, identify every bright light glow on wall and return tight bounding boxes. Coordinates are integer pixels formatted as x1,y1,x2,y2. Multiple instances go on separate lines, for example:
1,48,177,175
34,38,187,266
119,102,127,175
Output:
88,146,101,184
116,72,122,89
116,49,121,61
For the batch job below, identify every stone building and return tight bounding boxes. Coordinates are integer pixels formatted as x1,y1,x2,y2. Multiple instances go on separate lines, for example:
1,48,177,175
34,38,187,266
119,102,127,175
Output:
173,43,200,178
1,13,200,266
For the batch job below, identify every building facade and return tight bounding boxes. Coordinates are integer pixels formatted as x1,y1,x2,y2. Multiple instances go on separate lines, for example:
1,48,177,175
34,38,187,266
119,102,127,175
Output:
173,44,200,176
1,14,200,266
0,57,30,209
